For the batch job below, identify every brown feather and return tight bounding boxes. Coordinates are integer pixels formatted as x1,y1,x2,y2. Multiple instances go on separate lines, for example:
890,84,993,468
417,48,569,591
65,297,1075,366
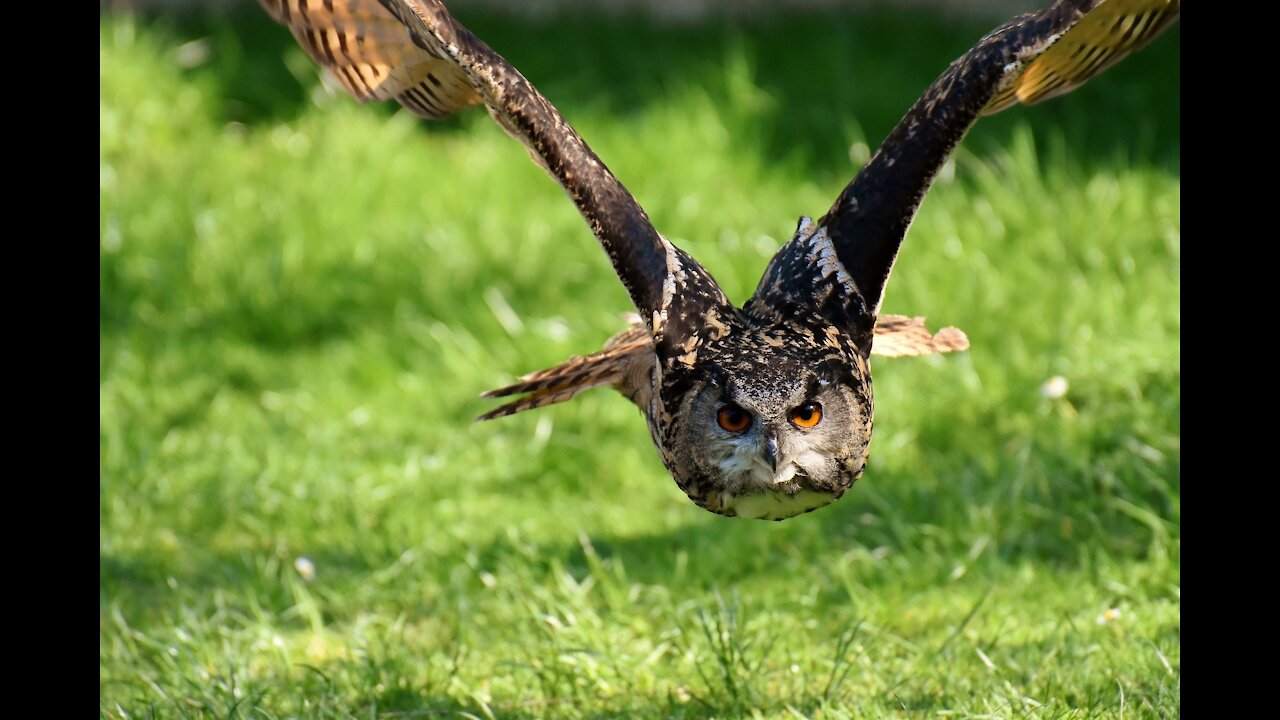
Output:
256,0,481,118
477,325,651,421
984,0,1179,115
871,315,970,358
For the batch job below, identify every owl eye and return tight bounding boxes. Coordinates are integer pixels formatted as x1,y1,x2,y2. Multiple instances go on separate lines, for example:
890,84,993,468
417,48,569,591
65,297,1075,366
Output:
789,402,823,429
716,404,752,433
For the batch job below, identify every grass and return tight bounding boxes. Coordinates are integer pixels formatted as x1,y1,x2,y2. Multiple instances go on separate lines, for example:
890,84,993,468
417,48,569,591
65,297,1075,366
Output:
100,5,1179,718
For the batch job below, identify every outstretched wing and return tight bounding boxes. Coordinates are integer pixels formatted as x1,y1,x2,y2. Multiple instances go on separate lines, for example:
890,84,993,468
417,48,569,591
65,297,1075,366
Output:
258,0,737,352
752,0,1178,352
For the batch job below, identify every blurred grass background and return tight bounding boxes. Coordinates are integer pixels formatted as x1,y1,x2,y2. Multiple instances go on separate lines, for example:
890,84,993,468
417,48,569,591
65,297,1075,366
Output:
100,2,1179,717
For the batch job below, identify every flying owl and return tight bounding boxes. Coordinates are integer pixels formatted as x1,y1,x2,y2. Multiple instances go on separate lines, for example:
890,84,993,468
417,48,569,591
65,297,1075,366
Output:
258,0,1179,520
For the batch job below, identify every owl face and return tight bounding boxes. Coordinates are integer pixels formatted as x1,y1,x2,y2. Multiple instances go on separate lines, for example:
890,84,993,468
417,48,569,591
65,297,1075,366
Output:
657,328,873,520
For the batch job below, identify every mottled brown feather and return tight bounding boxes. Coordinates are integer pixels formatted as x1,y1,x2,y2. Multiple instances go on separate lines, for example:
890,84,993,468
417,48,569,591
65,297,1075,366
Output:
256,0,481,118
984,0,1179,114
477,325,650,421
871,315,970,358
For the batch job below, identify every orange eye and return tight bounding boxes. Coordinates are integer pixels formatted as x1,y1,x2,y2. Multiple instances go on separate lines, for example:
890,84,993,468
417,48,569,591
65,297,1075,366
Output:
789,402,823,429
716,405,752,433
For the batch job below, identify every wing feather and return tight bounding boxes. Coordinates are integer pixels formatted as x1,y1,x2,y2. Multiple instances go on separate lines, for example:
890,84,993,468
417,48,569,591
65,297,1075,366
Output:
985,0,1180,114
871,315,969,358
257,0,481,118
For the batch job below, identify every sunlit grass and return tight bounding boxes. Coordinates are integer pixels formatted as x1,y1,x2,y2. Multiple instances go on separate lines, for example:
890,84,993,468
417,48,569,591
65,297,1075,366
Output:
101,7,1178,718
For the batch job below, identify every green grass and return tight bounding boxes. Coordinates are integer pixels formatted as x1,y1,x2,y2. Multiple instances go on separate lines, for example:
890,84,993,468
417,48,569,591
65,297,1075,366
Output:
100,6,1179,718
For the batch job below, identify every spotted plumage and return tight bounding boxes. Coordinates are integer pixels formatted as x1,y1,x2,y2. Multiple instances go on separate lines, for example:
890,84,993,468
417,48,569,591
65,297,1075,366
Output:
260,0,1178,520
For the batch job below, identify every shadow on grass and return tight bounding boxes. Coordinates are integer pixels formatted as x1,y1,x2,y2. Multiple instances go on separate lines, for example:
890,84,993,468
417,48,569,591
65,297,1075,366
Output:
120,5,1180,178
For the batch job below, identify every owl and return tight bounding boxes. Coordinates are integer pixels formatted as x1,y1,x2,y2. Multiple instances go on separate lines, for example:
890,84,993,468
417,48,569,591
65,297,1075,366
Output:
259,0,1179,520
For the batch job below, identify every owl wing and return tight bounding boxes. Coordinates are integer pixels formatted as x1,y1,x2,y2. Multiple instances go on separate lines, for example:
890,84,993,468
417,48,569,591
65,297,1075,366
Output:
259,0,737,352
752,0,1178,354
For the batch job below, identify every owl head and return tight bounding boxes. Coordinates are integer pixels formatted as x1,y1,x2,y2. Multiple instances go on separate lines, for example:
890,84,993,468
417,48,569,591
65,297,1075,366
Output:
655,324,873,521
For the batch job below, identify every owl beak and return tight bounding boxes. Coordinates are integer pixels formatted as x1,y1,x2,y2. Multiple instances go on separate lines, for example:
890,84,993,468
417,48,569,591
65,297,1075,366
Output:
763,432,779,473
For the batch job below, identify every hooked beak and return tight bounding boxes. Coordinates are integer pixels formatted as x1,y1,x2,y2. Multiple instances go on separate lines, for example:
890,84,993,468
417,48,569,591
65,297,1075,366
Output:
763,431,779,473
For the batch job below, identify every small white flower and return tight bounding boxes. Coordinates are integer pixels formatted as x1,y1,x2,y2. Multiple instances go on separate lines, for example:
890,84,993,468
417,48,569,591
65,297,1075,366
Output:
294,556,317,582
1041,375,1069,399
1096,607,1121,624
